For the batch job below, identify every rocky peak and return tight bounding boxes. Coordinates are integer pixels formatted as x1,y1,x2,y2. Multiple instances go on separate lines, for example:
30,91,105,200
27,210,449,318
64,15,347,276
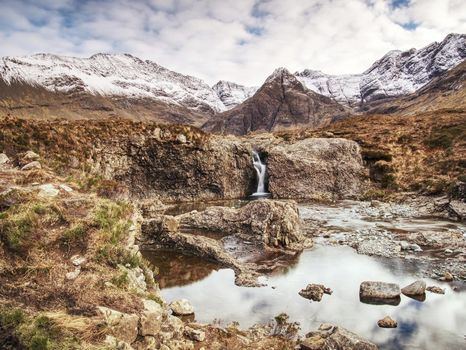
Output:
212,80,256,109
296,33,466,106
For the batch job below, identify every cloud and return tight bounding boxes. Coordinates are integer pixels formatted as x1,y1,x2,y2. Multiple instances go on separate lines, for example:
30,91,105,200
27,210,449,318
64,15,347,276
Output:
0,0,464,86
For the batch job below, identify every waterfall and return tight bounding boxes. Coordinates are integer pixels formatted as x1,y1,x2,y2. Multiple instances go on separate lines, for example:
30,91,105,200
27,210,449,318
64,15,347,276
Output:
252,150,268,196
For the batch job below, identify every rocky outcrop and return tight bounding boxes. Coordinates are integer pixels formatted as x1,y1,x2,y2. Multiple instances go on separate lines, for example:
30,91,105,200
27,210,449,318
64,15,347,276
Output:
142,200,306,286
176,200,304,249
203,68,348,135
266,138,365,200
300,323,378,350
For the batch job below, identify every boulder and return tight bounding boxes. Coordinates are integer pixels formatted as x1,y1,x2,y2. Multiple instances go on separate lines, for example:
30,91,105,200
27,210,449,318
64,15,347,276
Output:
70,255,87,267
267,138,365,200
359,281,400,300
65,267,80,280
401,280,426,297
170,299,194,316
97,306,139,344
301,323,378,350
21,150,40,164
176,199,304,249
21,161,42,171
299,284,332,302
0,153,10,166
377,316,397,328
118,265,147,293
140,299,163,336
38,184,59,198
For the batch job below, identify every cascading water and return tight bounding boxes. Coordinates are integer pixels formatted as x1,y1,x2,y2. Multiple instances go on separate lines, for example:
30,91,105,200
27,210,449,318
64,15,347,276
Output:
251,150,269,197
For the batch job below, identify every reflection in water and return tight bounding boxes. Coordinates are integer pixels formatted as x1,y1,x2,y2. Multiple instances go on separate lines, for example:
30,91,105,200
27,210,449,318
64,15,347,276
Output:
142,249,220,289
159,246,466,350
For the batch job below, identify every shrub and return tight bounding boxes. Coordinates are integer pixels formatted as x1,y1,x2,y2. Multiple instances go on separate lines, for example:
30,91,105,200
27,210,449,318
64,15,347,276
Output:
424,123,466,150
92,200,132,244
62,223,88,246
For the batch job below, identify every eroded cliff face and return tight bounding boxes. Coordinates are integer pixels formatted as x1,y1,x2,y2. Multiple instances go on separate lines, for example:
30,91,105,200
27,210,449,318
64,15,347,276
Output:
265,138,365,200
92,133,257,202
0,118,366,203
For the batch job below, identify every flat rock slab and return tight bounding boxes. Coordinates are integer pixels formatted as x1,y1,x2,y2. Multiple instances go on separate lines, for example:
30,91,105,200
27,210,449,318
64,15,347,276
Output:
360,281,400,300
378,316,397,328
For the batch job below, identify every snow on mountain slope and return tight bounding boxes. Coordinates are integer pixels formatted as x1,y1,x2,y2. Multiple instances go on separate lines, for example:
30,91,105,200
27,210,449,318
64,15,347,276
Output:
212,80,257,109
0,53,226,114
296,33,466,106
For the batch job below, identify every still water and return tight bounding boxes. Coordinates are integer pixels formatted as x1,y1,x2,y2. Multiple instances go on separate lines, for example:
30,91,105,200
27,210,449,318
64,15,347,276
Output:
145,245,466,350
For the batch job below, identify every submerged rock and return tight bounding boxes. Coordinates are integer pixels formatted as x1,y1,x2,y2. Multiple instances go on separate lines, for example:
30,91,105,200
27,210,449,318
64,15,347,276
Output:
426,286,446,294
401,280,426,297
359,281,400,300
301,323,378,350
377,316,397,328
299,284,332,302
170,299,194,316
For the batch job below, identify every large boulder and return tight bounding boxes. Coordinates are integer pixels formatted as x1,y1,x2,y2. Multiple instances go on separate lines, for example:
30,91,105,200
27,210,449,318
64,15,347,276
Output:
176,199,304,249
170,299,194,316
359,281,400,301
267,138,365,200
97,306,139,344
140,299,163,336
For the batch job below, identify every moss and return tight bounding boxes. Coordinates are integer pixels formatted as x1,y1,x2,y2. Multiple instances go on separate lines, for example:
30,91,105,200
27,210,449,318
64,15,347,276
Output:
146,293,164,306
111,271,128,289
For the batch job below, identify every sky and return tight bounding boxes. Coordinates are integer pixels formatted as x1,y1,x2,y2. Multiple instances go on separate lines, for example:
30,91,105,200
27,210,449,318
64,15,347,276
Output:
0,0,465,86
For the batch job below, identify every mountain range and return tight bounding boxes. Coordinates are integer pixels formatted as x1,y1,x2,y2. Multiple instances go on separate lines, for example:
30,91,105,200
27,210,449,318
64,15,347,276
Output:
0,33,464,134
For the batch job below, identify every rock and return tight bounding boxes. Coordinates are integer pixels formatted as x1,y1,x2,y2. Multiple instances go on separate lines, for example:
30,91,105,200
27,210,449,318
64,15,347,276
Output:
377,316,397,328
301,323,377,350
184,326,206,342
70,255,87,266
118,265,147,293
426,286,445,294
21,161,42,171
176,134,187,144
0,153,10,166
104,335,135,350
38,184,60,198
299,284,332,302
65,267,81,280
59,184,73,192
176,199,303,249
444,249,453,254
140,299,163,336
359,281,400,300
399,241,422,252
21,150,40,164
401,280,426,296
448,200,466,221
441,272,454,282
97,306,139,344
170,299,194,316
267,138,365,200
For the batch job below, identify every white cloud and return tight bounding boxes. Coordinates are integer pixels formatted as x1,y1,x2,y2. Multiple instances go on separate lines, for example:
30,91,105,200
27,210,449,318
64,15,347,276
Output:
0,0,464,86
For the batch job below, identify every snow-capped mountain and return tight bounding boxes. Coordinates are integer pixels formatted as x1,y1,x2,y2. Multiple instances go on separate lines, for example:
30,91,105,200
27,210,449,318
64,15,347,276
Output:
0,53,226,114
295,33,465,106
212,80,257,109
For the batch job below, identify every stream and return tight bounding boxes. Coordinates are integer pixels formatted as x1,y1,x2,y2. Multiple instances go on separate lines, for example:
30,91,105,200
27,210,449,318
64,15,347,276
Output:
142,201,466,350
